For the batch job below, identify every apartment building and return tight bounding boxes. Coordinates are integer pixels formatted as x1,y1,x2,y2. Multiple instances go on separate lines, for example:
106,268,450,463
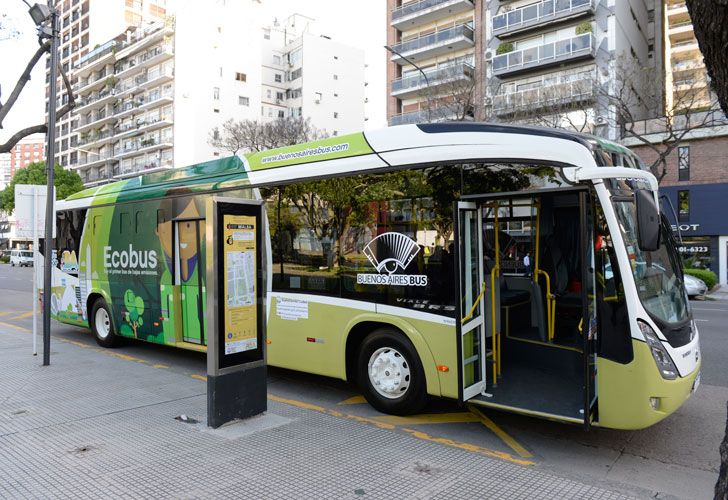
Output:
9,134,45,176
663,0,711,112
487,0,659,139
386,0,481,126
47,0,168,174
262,20,366,137
0,154,11,191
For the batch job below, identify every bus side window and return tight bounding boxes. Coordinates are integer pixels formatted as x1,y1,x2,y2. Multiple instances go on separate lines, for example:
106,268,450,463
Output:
136,211,144,234
119,212,130,234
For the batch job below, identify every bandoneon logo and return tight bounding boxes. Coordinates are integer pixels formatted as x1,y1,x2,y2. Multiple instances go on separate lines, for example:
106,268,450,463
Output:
357,232,428,287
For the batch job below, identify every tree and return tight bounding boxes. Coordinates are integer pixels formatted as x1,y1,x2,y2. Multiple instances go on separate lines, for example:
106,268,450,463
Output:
602,55,722,181
0,20,76,153
686,0,728,117
121,289,145,337
1,161,84,214
208,117,327,155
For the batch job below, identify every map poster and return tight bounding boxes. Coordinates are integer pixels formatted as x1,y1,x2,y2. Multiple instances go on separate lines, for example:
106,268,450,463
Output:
223,214,258,355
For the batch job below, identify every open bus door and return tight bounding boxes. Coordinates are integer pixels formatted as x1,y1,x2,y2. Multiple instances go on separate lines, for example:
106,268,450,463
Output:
579,191,598,429
455,201,486,401
458,188,599,425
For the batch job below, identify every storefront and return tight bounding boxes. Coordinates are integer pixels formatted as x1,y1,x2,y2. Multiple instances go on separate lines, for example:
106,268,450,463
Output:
661,183,728,286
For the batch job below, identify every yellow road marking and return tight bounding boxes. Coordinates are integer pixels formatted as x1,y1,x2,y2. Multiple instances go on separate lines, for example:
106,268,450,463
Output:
191,374,207,381
371,412,481,426
0,321,32,333
268,393,395,430
0,311,15,317
337,395,367,405
153,363,169,369
468,406,533,458
401,428,535,466
9,312,33,321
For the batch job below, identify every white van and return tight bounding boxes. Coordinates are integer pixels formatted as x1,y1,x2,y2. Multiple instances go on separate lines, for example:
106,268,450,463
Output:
10,250,34,267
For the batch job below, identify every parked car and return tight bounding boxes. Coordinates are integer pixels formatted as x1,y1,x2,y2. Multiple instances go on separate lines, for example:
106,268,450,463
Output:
10,250,34,267
684,273,708,297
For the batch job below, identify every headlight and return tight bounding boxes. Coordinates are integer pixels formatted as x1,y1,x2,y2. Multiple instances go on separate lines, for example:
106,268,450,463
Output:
638,320,678,380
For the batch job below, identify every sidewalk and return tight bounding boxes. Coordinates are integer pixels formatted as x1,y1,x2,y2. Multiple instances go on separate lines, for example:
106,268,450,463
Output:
708,284,728,301
0,325,637,499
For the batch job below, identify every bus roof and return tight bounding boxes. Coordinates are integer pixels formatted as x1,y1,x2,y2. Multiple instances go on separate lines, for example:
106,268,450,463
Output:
60,123,635,208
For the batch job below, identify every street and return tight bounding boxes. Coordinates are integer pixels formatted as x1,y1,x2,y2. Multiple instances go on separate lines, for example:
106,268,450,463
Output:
0,263,724,499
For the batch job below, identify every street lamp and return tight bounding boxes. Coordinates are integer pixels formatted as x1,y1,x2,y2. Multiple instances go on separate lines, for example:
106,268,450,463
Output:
26,1,59,367
384,45,433,123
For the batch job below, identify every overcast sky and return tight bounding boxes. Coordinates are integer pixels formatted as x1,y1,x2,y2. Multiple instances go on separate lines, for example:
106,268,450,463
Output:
0,0,387,145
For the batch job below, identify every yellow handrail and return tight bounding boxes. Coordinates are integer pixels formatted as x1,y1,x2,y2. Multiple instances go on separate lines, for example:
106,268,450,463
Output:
461,281,486,325
537,269,556,342
490,264,499,383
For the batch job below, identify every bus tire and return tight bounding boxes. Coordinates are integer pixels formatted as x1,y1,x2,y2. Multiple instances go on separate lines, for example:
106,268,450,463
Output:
357,328,427,416
90,298,119,348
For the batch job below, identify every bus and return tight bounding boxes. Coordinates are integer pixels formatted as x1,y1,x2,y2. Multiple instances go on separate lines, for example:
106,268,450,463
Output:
48,123,701,430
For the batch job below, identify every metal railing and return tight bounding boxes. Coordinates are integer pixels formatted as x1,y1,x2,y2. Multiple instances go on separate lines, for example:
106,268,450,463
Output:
493,0,592,34
390,24,474,57
75,40,120,69
493,33,593,74
392,0,471,22
391,62,474,94
390,106,455,126
493,78,594,113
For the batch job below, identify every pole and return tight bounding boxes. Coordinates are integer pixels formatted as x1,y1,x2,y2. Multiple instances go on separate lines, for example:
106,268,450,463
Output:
32,188,38,356
42,7,59,367
384,45,432,122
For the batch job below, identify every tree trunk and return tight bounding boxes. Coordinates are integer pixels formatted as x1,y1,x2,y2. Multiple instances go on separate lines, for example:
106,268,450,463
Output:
686,0,728,117
717,400,728,499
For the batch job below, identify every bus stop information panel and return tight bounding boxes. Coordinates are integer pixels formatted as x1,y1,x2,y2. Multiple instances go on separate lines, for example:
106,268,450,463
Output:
206,198,266,428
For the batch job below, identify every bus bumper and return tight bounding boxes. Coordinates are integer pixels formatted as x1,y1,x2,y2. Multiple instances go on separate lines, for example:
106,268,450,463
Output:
597,339,701,430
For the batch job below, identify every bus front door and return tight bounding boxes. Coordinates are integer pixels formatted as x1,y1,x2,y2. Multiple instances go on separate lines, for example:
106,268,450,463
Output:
456,202,486,400
175,219,206,345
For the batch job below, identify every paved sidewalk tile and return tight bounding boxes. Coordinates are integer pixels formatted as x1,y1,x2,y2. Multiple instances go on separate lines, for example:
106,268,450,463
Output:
0,326,637,499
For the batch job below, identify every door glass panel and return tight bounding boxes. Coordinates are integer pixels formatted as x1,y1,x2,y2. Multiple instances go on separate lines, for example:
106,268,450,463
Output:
177,220,204,344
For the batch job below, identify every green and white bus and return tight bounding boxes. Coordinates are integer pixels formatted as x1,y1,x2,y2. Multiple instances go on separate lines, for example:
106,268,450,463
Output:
48,123,701,429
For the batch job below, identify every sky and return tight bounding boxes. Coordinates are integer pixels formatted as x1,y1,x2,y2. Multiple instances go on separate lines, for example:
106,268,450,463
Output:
0,0,387,146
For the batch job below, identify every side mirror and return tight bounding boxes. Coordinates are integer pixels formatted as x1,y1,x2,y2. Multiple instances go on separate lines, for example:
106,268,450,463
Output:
635,189,660,251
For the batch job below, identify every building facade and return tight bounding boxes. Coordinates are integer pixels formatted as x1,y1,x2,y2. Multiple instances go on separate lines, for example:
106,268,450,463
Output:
386,0,661,139
8,134,45,176
386,0,481,126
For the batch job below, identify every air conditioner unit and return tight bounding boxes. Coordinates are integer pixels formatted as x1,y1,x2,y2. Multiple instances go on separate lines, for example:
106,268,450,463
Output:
484,49,494,61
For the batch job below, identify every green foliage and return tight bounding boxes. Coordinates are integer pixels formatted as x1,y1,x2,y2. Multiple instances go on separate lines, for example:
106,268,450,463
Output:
496,42,514,55
122,289,145,336
575,21,593,35
0,255,9,264
684,268,717,289
1,162,85,214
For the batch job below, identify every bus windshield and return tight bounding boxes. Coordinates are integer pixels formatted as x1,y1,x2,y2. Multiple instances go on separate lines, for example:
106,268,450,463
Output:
610,187,689,325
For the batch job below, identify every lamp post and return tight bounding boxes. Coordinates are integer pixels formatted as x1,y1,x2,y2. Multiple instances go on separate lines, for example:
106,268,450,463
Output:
26,1,59,367
384,45,433,122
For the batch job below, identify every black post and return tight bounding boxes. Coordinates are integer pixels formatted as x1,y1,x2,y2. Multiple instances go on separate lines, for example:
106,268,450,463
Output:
384,45,432,122
42,7,59,367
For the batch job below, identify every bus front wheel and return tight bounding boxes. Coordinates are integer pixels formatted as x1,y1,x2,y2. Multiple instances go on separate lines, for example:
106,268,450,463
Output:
357,328,427,416
90,299,119,348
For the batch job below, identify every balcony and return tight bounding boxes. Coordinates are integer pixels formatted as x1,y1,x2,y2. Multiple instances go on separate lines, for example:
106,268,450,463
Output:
74,87,118,114
670,38,700,53
492,33,594,77
73,153,116,171
668,20,694,37
113,159,174,179
112,90,174,121
77,128,115,149
114,115,174,141
73,39,122,77
492,0,594,38
114,138,173,160
391,62,474,99
114,44,174,80
390,24,474,64
492,78,595,116
389,106,460,126
391,0,474,31
75,109,116,134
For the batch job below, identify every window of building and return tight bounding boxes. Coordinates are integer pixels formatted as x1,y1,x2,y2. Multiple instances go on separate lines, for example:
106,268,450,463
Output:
239,96,249,106
274,73,282,83
289,68,302,81
213,108,220,113
263,28,270,40
333,74,338,80
273,55,281,65
219,66,223,77
333,112,339,119
678,145,690,181
276,92,284,101
235,72,247,82
678,190,690,222
267,89,272,99
278,110,285,118
213,87,220,100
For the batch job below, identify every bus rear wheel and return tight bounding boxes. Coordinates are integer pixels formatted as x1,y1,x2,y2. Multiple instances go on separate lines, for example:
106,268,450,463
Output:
357,328,427,416
90,299,119,348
